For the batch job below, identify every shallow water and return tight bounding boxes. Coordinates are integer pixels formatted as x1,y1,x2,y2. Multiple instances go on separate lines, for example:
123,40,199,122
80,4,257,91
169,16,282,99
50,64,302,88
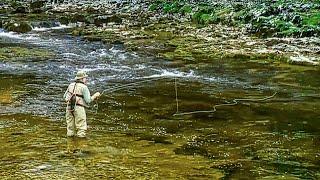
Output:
0,27,319,179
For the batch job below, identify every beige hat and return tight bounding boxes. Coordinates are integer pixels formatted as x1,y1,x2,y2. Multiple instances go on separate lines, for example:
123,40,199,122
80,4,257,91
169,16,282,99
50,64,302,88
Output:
75,70,88,80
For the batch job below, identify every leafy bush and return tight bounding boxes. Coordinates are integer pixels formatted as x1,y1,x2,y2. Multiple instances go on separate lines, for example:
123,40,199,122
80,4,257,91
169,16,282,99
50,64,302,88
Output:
303,12,320,26
180,5,192,14
147,0,320,37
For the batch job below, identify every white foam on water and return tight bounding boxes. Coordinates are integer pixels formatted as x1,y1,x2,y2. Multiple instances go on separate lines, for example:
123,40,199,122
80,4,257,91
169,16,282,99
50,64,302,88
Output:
117,53,127,60
88,49,110,58
106,64,132,72
203,76,233,84
98,50,109,57
109,46,122,54
32,24,73,32
79,66,106,72
79,64,132,73
32,27,52,32
133,64,148,70
141,69,236,85
59,64,70,69
0,31,41,42
62,52,81,57
0,31,22,39
24,35,41,41
96,75,118,82
143,69,199,79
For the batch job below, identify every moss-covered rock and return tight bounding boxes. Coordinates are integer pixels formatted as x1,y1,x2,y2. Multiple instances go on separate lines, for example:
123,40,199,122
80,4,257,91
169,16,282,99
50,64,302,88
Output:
93,15,123,26
0,47,54,60
149,0,320,38
4,21,32,33
29,0,46,13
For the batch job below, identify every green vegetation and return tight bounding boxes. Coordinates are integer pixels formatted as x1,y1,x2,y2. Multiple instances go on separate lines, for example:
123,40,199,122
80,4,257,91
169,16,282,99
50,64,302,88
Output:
149,0,320,37
0,47,54,60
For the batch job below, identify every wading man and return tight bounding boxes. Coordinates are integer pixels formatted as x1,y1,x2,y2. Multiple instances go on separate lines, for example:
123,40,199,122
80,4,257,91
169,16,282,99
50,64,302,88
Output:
63,70,100,138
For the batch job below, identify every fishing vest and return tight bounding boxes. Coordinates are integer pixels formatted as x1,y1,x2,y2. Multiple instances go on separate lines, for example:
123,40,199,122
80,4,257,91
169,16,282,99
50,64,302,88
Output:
66,81,88,110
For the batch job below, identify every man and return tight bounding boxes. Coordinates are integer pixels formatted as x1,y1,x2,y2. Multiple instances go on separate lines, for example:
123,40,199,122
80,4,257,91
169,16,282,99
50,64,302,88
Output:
63,70,100,138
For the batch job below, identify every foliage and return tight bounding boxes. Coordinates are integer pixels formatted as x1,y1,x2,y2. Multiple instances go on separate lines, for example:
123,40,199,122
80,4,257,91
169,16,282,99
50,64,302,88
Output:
303,12,320,26
180,4,192,14
9,0,22,9
192,5,216,24
149,0,193,14
148,0,320,37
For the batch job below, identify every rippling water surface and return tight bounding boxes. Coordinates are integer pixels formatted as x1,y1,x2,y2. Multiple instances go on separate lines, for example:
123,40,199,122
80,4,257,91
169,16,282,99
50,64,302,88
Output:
0,27,319,179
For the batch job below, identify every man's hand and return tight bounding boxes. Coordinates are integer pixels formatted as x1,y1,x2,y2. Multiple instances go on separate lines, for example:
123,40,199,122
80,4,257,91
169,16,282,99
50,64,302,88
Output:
92,92,101,100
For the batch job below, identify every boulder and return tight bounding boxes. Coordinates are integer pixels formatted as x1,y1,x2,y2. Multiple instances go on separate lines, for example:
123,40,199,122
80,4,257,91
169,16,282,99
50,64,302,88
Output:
59,16,70,25
85,15,95,24
30,0,46,13
4,21,32,33
71,14,86,23
31,21,60,28
12,6,28,14
30,0,46,9
94,15,123,26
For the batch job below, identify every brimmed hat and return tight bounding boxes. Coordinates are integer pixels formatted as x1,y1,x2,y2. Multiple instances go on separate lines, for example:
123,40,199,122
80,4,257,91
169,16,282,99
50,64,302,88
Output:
75,70,88,80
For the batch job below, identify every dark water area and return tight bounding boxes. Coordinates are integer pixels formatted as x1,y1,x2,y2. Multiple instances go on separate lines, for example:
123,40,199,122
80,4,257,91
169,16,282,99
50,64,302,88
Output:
0,27,319,179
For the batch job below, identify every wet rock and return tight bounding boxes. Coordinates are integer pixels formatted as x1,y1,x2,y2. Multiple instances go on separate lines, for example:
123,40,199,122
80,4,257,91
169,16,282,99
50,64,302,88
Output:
22,164,52,173
0,47,54,60
94,15,123,26
83,35,102,42
84,14,95,24
29,0,46,13
72,29,82,36
4,21,32,33
137,133,172,144
71,13,86,23
11,132,23,136
174,142,212,158
30,1,46,9
0,89,15,104
31,21,60,28
12,6,28,14
58,16,70,25
289,55,319,65
210,161,242,177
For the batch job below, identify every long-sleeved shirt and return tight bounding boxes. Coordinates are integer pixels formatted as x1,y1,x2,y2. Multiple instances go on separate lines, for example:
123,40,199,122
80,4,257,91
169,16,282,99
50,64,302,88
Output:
63,82,93,107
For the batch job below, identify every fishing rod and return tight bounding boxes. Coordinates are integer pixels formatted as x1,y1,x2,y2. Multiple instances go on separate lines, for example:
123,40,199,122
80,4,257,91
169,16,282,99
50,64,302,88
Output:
100,76,168,94
93,76,168,112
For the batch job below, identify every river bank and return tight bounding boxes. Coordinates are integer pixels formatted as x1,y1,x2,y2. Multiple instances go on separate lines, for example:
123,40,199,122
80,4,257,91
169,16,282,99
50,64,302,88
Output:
1,0,320,65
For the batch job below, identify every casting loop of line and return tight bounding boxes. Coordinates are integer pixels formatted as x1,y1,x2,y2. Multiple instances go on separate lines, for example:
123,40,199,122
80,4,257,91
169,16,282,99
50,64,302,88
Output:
173,77,277,116
93,76,278,116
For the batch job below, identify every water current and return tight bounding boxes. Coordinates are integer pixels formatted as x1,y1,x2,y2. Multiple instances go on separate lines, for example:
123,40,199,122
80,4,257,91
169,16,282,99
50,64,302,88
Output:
0,26,319,179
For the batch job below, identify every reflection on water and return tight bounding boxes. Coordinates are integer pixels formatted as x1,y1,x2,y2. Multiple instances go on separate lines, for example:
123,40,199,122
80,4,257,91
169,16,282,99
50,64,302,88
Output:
0,28,319,179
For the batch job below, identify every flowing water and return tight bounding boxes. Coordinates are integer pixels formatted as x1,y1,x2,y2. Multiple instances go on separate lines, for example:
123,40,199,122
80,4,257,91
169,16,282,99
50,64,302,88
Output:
0,26,319,179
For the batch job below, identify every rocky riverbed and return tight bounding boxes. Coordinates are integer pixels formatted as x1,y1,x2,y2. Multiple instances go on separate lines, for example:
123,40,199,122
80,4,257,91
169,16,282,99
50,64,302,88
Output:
0,0,320,179
1,0,320,65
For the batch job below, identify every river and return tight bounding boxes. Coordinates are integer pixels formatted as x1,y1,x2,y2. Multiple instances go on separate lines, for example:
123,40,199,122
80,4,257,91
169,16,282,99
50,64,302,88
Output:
0,26,319,179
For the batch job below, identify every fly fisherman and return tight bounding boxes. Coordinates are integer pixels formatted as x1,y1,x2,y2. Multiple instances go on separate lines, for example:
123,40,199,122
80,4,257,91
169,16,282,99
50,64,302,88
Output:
63,70,101,138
